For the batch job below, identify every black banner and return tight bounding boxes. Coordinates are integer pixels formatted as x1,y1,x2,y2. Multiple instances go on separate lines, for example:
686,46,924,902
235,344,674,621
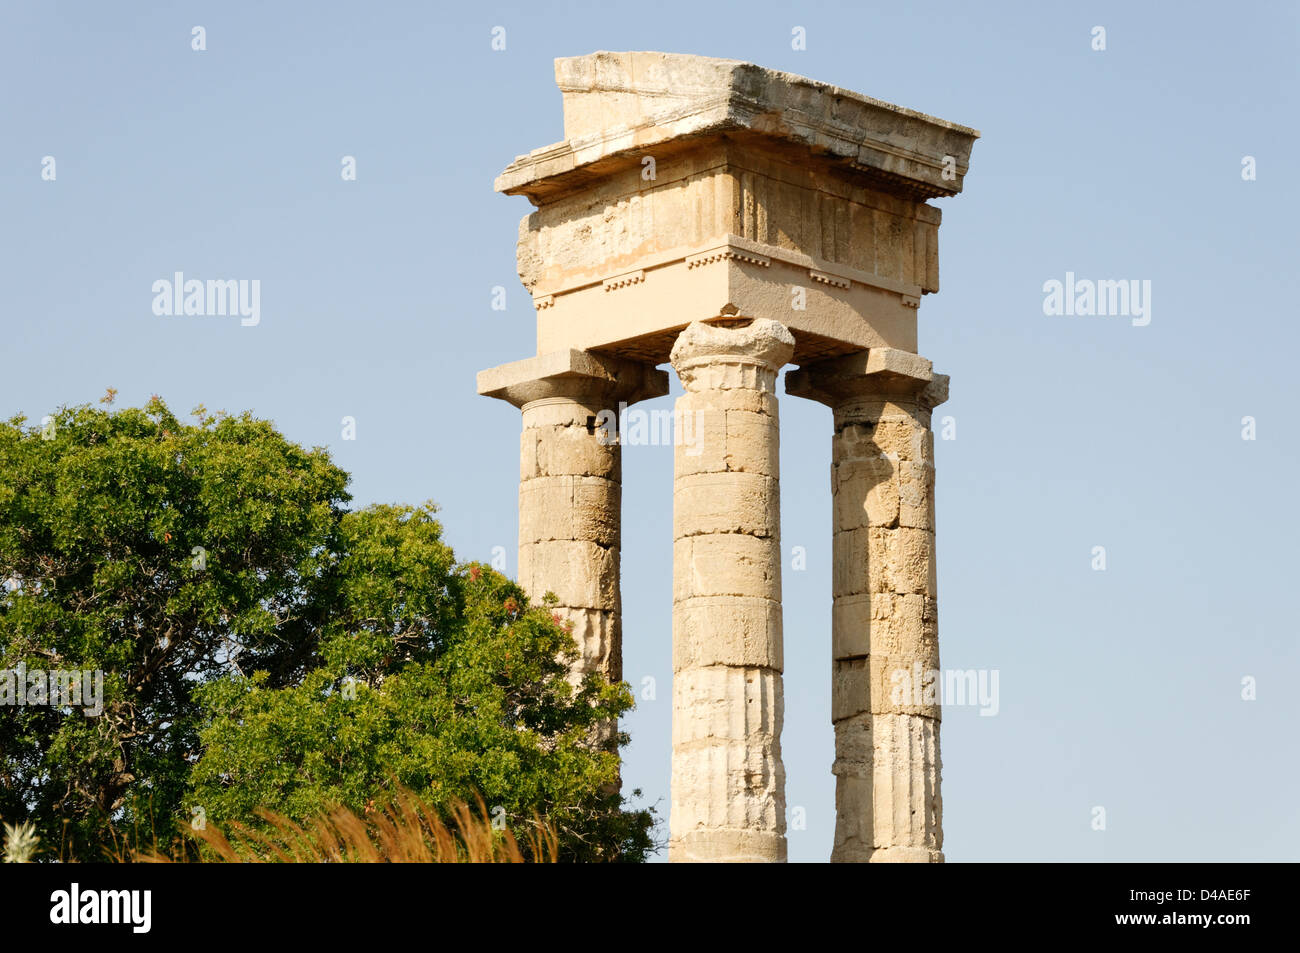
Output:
1,861,1282,941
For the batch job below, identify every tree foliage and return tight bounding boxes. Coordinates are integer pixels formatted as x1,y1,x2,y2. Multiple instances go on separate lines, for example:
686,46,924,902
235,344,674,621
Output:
0,399,652,861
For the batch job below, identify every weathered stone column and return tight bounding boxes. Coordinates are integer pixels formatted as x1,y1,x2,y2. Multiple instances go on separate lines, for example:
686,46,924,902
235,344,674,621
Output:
485,50,977,856
668,318,795,863
787,348,948,863
478,350,668,695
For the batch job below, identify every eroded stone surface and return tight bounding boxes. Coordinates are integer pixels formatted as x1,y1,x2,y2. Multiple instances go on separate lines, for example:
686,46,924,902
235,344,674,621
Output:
790,347,948,862
500,51,979,201
493,53,979,367
479,350,667,777
479,51,976,863
669,319,793,863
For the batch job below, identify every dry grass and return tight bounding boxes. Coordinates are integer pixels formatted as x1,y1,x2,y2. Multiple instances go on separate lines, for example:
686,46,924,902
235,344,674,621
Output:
135,790,557,863
2,821,41,863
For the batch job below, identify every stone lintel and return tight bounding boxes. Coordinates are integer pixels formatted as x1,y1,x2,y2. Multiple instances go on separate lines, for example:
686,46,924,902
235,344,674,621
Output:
787,347,949,408
534,234,924,304
477,349,669,408
530,236,923,367
497,51,980,205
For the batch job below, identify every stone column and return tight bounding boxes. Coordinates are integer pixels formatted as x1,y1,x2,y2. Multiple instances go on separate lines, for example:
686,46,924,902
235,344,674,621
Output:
668,318,795,863
787,348,948,863
478,350,668,695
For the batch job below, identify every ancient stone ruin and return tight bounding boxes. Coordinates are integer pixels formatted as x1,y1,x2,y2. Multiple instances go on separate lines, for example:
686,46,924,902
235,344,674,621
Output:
478,51,978,862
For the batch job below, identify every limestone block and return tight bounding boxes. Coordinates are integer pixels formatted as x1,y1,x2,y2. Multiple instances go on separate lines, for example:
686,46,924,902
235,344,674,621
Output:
670,319,795,382
832,654,940,722
673,534,781,601
519,400,604,430
869,592,928,657
868,654,942,719
833,778,870,846
882,526,936,595
724,410,780,475
831,712,878,862
554,606,620,681
831,593,873,659
832,712,873,767
870,712,942,852
831,527,888,597
835,523,938,598
519,428,538,482
897,460,935,530
673,407,727,476
671,665,783,744
870,415,927,462
504,51,980,204
525,424,620,480
831,591,926,660
709,389,779,417
869,846,944,863
678,361,780,395
831,657,870,722
478,349,669,410
674,404,782,476
672,471,778,540
831,777,875,863
833,422,878,463
519,475,619,546
674,596,782,670
670,741,785,828
671,665,785,838
519,539,619,610
669,829,787,864
833,455,899,530
831,527,866,598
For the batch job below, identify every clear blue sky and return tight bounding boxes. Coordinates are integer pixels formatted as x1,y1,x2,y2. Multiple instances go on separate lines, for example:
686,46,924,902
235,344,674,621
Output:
3,1,1296,861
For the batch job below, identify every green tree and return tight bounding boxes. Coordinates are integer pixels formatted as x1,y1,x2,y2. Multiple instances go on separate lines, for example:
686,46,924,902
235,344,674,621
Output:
189,504,652,861
0,399,653,861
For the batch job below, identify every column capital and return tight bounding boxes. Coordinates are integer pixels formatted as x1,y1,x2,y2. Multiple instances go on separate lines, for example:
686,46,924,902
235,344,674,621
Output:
786,348,949,409
478,349,669,408
669,319,795,392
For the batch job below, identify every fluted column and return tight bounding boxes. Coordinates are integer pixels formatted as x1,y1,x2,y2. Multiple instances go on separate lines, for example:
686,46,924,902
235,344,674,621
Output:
478,349,668,702
787,348,948,863
668,318,795,863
